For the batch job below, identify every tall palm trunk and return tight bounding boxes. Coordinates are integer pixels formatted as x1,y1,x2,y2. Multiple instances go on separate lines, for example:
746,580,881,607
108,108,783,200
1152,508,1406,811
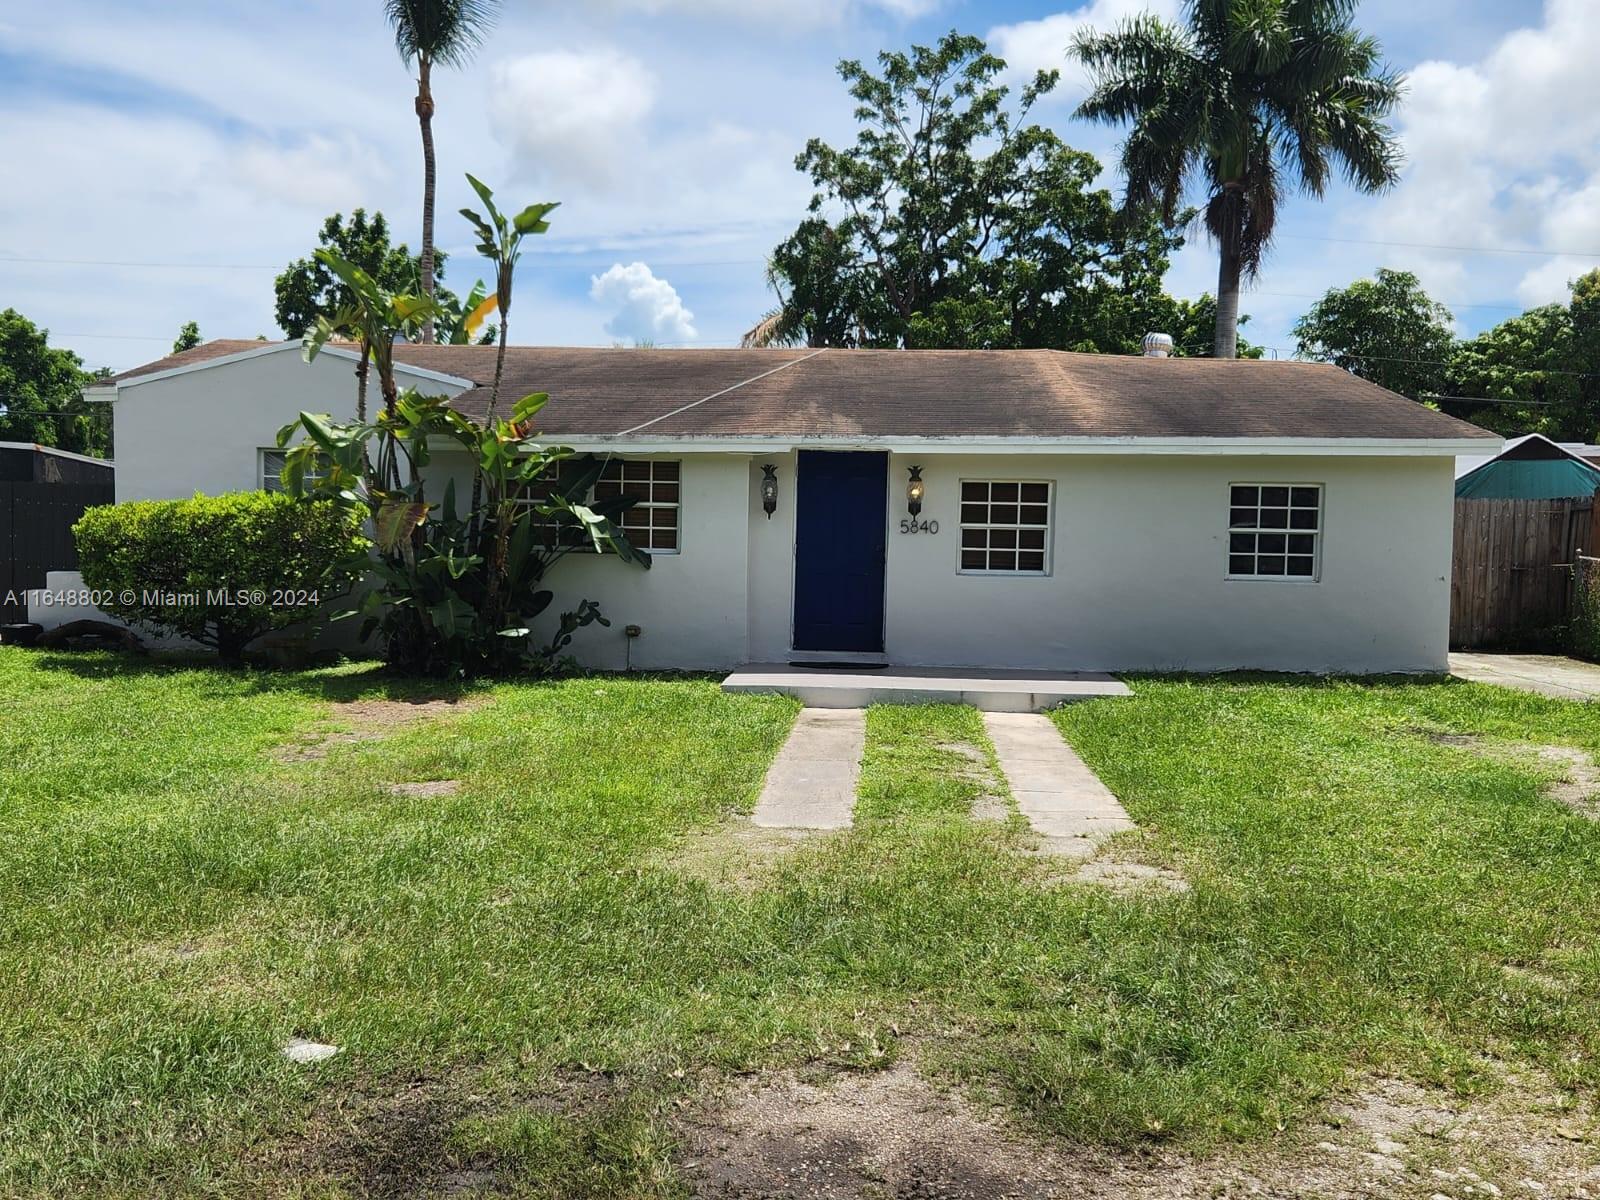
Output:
415,56,437,344
1211,184,1244,359
1213,245,1242,359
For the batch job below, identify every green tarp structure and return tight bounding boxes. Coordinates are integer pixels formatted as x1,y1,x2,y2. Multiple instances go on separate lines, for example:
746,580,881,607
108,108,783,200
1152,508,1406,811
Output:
1455,435,1600,500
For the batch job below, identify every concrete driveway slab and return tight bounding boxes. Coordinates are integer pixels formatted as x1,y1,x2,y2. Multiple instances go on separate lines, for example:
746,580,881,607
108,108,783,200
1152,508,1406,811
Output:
982,712,1134,851
1450,653,1600,702
751,708,865,830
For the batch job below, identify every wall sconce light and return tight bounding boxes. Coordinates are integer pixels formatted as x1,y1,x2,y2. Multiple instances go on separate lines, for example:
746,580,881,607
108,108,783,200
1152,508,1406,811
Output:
760,464,779,519
906,464,925,517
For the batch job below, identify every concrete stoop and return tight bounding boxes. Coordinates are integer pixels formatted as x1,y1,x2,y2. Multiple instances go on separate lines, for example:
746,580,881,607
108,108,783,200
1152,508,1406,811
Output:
722,664,1130,713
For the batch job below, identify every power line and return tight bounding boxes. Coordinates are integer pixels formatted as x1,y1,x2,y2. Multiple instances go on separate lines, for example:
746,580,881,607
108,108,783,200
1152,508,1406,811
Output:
0,254,280,270
1278,233,1600,259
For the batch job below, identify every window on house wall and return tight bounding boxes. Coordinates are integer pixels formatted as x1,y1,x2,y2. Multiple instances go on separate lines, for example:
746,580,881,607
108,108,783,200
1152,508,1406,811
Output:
593,459,681,553
958,480,1050,574
259,449,323,493
1227,483,1322,579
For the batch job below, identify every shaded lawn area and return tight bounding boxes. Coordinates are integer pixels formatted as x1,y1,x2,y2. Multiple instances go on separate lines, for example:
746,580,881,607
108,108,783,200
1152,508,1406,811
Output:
2,648,1599,1196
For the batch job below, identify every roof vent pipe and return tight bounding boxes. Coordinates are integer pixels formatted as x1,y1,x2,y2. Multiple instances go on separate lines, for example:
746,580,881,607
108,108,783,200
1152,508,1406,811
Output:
1142,332,1174,358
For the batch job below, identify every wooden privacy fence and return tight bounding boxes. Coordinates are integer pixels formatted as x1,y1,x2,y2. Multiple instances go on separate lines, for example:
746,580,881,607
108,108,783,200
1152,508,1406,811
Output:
1451,495,1600,649
0,482,115,622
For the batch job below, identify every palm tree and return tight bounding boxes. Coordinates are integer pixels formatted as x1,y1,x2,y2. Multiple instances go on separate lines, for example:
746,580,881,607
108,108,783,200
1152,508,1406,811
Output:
1074,0,1403,357
384,0,499,344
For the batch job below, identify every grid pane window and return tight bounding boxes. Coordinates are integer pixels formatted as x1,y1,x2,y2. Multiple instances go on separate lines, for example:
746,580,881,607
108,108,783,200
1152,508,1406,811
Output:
1227,484,1321,579
260,449,323,493
958,480,1050,574
592,459,680,553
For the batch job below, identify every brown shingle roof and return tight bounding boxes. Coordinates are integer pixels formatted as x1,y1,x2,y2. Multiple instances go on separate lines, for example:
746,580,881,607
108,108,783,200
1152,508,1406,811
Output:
91,339,271,386
100,340,1496,442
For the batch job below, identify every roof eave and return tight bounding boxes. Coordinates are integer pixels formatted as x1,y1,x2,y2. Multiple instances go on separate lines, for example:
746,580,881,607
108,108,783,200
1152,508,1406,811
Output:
481,434,1494,457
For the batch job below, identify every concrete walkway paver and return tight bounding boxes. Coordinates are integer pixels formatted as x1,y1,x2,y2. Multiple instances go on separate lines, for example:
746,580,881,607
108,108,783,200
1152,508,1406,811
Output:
751,708,866,830
982,711,1133,856
1450,652,1600,702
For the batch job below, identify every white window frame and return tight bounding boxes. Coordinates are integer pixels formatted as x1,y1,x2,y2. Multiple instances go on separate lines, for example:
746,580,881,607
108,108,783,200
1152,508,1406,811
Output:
1226,482,1323,583
259,448,323,494
956,478,1053,577
593,458,682,556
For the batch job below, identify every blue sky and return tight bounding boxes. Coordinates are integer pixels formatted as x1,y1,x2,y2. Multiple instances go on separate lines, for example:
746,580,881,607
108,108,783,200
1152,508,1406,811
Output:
1,0,1593,371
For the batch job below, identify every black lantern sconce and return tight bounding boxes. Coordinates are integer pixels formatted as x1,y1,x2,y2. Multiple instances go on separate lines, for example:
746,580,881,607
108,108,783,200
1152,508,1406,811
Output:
760,464,779,519
906,464,925,517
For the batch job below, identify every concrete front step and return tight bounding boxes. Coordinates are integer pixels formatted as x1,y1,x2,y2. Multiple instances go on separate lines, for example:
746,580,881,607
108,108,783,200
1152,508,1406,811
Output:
721,664,1130,713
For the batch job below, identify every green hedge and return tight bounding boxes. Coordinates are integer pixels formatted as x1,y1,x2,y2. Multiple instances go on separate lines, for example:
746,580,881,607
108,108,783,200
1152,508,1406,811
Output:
1572,559,1600,664
74,491,369,662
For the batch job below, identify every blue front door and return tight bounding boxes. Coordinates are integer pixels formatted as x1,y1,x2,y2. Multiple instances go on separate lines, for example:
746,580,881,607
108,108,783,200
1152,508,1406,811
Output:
792,451,887,653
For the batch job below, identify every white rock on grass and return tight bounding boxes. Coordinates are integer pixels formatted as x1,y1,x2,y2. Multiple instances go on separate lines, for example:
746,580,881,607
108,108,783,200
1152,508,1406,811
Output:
282,1037,340,1064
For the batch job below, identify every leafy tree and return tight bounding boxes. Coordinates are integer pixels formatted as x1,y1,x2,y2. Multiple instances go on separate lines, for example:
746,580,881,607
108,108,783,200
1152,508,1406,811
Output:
746,33,1186,353
1447,305,1582,439
1074,0,1404,357
172,321,202,353
275,210,424,340
1443,268,1600,440
1160,293,1263,359
1293,270,1455,399
0,309,107,457
385,0,500,344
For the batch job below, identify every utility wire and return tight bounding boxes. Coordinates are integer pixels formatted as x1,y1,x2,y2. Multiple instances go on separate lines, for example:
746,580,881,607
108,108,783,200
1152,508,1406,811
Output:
1278,233,1600,259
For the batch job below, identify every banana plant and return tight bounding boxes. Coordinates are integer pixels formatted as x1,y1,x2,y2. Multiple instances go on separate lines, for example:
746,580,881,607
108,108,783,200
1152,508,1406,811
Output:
273,189,649,677
459,175,557,423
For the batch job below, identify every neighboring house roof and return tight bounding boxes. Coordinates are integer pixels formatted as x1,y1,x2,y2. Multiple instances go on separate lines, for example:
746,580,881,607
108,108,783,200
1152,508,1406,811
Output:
1455,433,1600,499
90,339,1496,445
0,441,114,467
89,339,270,387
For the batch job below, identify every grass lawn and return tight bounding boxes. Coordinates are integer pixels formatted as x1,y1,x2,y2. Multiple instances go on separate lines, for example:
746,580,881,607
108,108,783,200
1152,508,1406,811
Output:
2,648,1600,1196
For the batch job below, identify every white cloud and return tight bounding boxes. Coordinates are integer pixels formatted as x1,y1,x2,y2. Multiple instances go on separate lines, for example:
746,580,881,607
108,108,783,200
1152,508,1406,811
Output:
589,262,697,344
1516,256,1595,309
487,50,656,190
230,133,393,211
1372,0,1600,306
583,0,939,25
989,0,1182,97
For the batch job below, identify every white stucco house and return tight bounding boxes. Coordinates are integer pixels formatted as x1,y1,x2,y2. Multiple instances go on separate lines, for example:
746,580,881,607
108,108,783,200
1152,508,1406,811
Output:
71,337,1494,674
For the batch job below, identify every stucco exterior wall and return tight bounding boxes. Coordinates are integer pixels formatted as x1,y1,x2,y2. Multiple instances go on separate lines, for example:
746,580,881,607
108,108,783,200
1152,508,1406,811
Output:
536,450,1453,674
869,451,1453,673
110,347,467,502
531,454,752,670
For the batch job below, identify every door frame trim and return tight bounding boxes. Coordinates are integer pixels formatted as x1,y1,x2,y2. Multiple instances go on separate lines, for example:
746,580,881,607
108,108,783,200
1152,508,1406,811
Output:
788,449,891,655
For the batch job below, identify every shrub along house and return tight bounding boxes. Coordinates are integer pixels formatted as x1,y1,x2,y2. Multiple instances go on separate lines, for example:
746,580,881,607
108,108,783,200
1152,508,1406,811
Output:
77,338,1494,673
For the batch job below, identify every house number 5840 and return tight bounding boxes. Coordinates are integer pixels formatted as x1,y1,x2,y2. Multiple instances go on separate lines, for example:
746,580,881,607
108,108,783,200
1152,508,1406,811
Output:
898,518,939,534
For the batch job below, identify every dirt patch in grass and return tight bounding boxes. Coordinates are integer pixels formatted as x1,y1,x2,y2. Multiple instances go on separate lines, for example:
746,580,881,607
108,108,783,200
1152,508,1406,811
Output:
1532,745,1600,817
1070,857,1190,895
679,1060,1600,1199
389,780,463,799
660,821,815,891
936,739,1010,822
273,697,486,763
281,1071,495,1198
1410,728,1600,818
280,1067,621,1199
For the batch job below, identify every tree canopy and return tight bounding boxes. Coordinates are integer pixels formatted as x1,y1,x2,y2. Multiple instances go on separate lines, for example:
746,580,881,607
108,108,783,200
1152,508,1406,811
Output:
747,33,1193,354
275,210,425,339
0,309,108,457
1445,273,1600,440
1074,0,1402,357
1286,267,1600,442
172,321,202,353
1293,269,1455,401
